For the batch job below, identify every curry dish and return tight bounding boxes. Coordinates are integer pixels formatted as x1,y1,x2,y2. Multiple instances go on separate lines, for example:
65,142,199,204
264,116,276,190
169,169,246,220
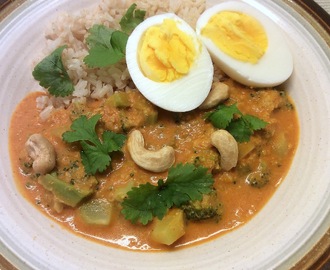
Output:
9,77,299,251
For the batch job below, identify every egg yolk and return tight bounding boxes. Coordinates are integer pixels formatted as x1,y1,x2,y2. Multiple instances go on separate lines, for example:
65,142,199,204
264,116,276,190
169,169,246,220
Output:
138,19,197,82
201,11,268,64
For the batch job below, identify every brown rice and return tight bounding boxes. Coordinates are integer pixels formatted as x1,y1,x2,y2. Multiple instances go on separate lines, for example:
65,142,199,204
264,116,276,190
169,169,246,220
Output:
35,0,206,120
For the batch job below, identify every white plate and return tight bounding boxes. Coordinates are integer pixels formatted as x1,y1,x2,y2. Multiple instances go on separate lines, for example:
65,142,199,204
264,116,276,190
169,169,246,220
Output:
0,0,329,269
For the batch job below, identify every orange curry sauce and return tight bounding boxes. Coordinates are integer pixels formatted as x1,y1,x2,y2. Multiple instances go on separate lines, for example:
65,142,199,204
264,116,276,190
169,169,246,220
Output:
9,79,299,251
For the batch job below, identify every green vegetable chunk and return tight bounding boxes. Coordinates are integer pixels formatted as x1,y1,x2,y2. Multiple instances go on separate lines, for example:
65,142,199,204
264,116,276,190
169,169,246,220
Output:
113,179,135,202
121,163,214,225
119,3,146,34
272,132,289,157
39,174,93,207
62,114,126,175
180,191,222,221
246,162,270,188
150,209,186,246
145,110,158,125
79,199,113,225
106,91,130,108
206,103,268,143
32,45,74,97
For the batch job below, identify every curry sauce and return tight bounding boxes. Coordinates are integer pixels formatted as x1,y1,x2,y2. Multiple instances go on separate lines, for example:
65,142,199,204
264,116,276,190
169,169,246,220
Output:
9,79,299,251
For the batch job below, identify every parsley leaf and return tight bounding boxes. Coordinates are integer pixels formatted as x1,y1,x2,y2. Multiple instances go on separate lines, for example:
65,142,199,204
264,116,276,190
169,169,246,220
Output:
119,3,146,34
121,163,214,225
83,25,128,68
206,103,268,143
32,45,74,97
62,114,126,175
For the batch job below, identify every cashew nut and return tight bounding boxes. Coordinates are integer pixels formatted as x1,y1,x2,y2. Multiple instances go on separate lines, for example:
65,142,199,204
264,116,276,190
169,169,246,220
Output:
211,130,238,171
127,130,175,172
199,82,229,109
25,134,56,174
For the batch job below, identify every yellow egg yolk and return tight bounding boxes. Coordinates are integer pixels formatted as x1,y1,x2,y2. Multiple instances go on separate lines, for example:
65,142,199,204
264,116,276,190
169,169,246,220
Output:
201,11,268,64
138,19,197,82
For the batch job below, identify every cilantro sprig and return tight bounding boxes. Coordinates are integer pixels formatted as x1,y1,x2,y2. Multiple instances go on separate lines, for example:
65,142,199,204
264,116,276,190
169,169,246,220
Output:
83,25,129,68
84,4,145,68
62,114,126,175
119,3,146,34
32,4,146,96
206,103,268,143
121,163,214,225
32,46,74,97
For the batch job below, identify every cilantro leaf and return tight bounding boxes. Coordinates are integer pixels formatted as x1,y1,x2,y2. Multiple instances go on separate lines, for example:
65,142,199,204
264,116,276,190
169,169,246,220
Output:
63,114,101,144
83,25,128,68
84,44,124,67
163,164,214,206
85,25,115,48
62,114,126,175
102,131,127,152
206,103,268,143
80,141,111,175
226,118,253,143
205,103,241,129
121,163,214,225
119,3,146,34
111,31,129,54
83,4,145,68
121,183,165,225
243,114,268,131
32,46,74,97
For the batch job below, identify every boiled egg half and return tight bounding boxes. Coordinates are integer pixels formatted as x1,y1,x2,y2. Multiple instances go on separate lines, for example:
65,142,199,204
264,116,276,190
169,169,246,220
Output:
126,13,213,112
196,1,293,87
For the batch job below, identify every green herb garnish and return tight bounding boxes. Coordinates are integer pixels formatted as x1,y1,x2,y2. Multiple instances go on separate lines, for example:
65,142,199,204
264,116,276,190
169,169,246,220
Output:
206,103,268,143
119,3,146,34
121,163,214,225
62,114,126,175
32,45,74,97
83,25,129,68
83,4,145,68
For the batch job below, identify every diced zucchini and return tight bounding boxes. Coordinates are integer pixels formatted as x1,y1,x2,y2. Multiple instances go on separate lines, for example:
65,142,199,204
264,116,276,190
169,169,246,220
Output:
79,199,113,225
106,92,130,108
113,179,134,202
150,209,186,246
273,132,289,157
238,141,256,160
145,110,158,125
39,174,93,207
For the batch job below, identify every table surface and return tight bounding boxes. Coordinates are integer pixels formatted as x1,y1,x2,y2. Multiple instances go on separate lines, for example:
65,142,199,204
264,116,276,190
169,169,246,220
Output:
315,0,330,13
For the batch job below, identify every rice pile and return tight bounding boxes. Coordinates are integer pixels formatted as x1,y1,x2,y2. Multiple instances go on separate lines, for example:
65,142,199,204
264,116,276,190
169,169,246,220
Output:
35,0,206,120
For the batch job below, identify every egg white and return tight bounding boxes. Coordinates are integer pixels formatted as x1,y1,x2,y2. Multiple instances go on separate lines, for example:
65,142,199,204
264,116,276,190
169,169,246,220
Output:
196,1,293,87
126,13,214,112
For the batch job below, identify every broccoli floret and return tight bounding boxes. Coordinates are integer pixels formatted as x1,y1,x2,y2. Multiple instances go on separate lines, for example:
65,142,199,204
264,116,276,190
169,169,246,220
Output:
246,162,270,188
180,191,222,221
